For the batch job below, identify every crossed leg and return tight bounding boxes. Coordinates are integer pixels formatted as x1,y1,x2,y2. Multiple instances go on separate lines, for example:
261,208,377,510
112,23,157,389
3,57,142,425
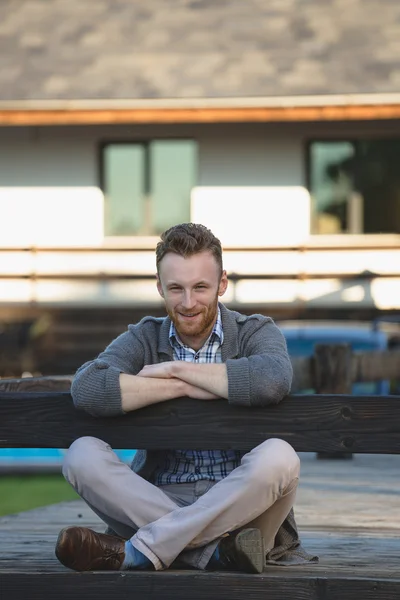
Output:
63,436,300,570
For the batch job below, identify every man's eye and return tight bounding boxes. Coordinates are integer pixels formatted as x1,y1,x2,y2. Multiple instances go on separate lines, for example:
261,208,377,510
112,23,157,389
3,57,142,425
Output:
195,285,206,289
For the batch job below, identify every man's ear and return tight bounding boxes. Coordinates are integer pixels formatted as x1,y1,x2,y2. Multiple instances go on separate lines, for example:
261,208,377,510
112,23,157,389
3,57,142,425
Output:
156,275,164,298
218,270,228,296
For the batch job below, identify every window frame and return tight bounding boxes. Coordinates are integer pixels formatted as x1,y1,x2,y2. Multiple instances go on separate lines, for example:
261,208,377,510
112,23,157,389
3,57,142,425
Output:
98,137,199,239
305,136,400,235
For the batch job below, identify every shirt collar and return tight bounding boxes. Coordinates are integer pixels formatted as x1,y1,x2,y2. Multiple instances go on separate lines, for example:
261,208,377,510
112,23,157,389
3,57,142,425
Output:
169,305,224,349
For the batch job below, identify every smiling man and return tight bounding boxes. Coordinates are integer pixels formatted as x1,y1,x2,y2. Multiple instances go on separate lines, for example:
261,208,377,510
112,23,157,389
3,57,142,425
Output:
55,223,313,574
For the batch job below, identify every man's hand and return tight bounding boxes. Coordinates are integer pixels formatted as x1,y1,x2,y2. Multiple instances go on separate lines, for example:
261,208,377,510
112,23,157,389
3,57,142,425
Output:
139,361,228,399
137,362,177,379
120,373,189,412
173,362,228,399
137,361,228,400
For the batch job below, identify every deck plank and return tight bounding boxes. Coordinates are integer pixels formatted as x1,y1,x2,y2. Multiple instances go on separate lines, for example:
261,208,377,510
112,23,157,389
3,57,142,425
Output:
1,454,400,599
1,500,399,578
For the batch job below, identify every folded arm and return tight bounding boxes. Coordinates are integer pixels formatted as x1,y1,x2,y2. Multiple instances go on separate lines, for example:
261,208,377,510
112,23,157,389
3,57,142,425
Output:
71,327,219,416
120,372,220,412
71,315,292,416
138,362,228,399
136,317,292,408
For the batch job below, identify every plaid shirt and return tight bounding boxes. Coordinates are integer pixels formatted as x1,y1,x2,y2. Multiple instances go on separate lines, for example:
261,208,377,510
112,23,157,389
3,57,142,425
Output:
153,307,243,485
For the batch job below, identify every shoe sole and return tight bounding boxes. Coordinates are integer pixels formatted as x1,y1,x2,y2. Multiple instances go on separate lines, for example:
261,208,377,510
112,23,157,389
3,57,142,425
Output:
234,528,265,574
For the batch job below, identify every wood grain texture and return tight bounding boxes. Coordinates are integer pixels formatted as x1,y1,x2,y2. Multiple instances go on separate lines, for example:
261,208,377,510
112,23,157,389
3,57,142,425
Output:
0,376,72,393
351,351,400,384
1,501,399,600
2,572,400,600
2,459,400,600
1,392,400,453
314,345,353,394
1,348,398,394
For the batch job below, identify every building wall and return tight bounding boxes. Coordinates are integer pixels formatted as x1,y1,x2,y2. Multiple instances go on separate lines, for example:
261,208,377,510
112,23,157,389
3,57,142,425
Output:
0,120,399,313
0,122,304,189
0,119,398,189
0,126,95,187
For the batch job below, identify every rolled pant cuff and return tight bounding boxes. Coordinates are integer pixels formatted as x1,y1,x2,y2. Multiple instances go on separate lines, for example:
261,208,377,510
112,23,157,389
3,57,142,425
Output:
130,537,164,571
190,538,219,570
130,536,219,571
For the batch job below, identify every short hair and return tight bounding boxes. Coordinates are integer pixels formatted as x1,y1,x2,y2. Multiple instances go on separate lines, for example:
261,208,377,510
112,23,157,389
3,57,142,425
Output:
156,223,223,275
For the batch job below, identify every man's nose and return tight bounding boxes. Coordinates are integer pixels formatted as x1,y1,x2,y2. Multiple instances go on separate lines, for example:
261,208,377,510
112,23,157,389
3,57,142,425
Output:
181,290,196,309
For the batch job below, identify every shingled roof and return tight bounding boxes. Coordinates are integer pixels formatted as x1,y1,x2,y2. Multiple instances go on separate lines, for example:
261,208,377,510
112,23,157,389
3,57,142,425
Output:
1,0,399,101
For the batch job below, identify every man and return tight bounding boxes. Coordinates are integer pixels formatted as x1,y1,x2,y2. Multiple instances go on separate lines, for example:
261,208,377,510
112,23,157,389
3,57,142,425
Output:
56,223,314,574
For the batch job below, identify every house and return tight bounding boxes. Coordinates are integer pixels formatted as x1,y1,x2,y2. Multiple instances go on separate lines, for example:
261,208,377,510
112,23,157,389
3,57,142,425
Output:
0,0,399,374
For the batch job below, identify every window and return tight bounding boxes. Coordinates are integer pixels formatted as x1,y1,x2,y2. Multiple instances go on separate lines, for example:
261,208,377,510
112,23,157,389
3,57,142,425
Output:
308,139,400,234
101,140,198,236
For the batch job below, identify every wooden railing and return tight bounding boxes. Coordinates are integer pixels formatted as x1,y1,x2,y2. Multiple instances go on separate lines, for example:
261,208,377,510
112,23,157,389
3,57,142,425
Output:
1,344,400,599
1,345,399,394
0,344,399,455
0,391,399,454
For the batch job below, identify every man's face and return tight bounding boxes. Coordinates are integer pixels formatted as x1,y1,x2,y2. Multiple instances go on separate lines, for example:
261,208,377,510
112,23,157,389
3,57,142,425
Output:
157,251,228,350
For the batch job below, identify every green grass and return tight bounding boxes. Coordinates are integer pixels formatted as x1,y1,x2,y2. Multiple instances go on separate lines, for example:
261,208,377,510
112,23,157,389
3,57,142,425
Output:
0,474,80,517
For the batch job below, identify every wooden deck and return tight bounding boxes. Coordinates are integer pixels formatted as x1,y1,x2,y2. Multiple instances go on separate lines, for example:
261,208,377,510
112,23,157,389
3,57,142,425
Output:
1,453,399,599
1,501,400,599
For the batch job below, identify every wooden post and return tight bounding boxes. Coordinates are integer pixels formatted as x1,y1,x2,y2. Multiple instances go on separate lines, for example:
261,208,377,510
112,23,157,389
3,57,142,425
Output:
313,343,353,459
314,344,353,394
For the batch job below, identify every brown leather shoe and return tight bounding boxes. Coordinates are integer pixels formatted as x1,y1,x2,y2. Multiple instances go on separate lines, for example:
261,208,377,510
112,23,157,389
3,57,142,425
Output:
55,526,125,571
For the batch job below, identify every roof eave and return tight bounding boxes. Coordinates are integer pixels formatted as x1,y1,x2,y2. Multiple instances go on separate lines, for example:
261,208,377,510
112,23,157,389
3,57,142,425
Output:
1,93,400,126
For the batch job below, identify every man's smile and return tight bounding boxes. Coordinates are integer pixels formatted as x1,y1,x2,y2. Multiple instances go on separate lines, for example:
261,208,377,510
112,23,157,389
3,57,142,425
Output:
179,312,201,319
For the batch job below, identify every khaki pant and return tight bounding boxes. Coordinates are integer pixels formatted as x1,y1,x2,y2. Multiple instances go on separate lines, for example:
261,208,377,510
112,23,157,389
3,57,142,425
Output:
63,437,300,571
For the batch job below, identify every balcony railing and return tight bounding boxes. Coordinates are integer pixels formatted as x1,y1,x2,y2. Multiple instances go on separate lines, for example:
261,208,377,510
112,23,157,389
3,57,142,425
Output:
0,238,399,309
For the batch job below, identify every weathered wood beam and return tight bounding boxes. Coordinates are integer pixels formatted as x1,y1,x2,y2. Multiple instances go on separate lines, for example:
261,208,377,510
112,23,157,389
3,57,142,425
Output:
351,350,400,384
294,350,400,390
314,345,353,394
1,392,400,453
2,570,400,600
1,349,399,393
0,375,72,393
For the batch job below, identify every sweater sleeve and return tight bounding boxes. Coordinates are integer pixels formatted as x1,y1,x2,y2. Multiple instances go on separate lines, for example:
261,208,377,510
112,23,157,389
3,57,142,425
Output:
226,318,293,407
71,328,145,417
